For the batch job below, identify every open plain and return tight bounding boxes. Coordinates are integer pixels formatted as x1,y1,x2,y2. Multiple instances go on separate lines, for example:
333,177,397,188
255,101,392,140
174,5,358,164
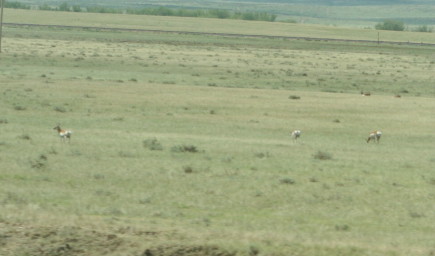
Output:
0,9,435,256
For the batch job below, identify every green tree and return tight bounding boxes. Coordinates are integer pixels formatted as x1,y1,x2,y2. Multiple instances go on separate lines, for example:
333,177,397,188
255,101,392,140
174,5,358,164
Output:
209,9,230,19
39,4,53,11
58,2,70,12
375,19,405,31
72,5,82,12
5,2,30,9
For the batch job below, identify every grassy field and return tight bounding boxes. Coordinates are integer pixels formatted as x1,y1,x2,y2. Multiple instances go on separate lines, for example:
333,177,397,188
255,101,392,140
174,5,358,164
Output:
1,10,435,256
4,9,435,44
11,0,435,27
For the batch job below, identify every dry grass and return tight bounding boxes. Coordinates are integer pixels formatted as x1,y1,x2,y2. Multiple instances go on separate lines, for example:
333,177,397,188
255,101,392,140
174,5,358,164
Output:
0,13,435,256
1,78,434,255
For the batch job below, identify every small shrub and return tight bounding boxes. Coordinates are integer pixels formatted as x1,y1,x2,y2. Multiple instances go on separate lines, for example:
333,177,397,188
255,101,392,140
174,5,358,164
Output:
249,245,260,256
105,208,124,216
48,147,57,155
2,192,27,205
68,150,82,156
18,134,31,140
14,105,26,111
309,177,319,183
171,144,199,153
138,196,152,204
113,117,124,121
95,190,114,197
118,151,135,158
31,154,48,169
313,150,333,160
335,224,350,231
84,94,96,98
221,156,233,163
93,174,105,180
254,152,270,158
54,106,67,113
409,211,425,218
427,178,435,186
183,166,194,173
280,177,295,185
143,138,163,151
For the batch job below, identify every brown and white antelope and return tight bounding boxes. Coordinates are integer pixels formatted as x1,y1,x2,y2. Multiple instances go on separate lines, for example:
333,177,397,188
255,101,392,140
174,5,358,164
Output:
53,124,72,142
367,130,382,143
291,130,302,140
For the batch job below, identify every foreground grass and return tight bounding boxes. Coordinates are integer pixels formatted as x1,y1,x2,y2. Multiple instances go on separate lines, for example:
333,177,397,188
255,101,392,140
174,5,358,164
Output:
1,13,435,256
1,79,434,255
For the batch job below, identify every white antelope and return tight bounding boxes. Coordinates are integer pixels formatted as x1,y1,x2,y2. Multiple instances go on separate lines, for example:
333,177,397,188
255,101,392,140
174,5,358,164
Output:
367,130,382,143
291,130,302,140
53,124,72,142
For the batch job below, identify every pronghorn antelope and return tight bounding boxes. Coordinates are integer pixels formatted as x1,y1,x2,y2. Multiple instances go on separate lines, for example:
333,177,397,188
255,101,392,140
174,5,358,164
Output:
291,130,302,140
367,130,382,143
53,125,72,142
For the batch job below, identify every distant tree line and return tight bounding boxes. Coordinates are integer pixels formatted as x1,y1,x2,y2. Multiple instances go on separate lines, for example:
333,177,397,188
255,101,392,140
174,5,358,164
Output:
5,1,277,22
4,1,30,9
375,20,405,31
5,1,433,32
127,7,277,21
375,19,433,32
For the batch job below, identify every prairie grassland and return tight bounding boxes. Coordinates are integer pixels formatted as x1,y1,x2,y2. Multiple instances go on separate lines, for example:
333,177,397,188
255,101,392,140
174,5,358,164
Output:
1,14,435,256
2,24,435,96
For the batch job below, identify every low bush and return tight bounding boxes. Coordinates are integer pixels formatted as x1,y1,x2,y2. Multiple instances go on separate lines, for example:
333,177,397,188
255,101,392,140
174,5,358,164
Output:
143,138,163,151
30,154,48,169
280,177,296,185
375,19,405,31
313,150,333,160
171,144,199,153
